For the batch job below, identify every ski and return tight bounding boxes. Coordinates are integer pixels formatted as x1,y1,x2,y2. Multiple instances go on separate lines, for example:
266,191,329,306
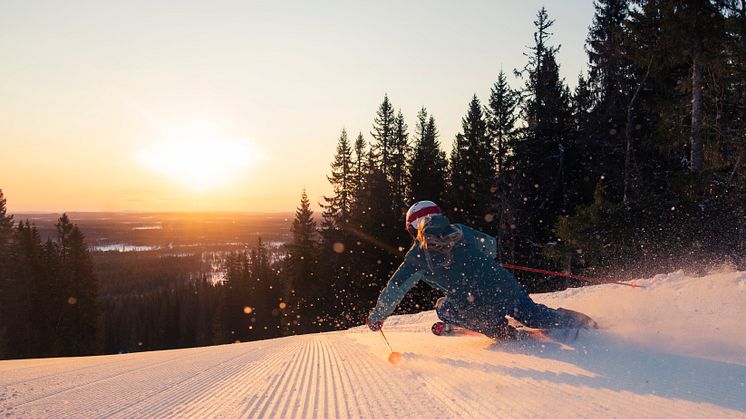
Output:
431,321,586,343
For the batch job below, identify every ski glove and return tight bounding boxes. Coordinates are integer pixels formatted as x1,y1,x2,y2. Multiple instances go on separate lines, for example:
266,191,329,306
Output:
366,317,383,332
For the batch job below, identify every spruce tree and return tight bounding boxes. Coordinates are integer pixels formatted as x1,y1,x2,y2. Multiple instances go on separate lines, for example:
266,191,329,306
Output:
0,190,14,357
623,0,666,205
486,71,519,173
721,2,746,258
390,111,410,213
370,94,397,178
408,108,448,204
587,0,631,112
342,98,414,325
18,222,54,357
0,190,13,247
667,1,726,171
510,7,574,278
66,226,100,354
321,129,354,224
449,95,494,230
287,189,321,327
351,132,367,200
319,130,362,329
346,146,396,325
253,237,284,338
484,73,520,256
573,74,594,133
369,97,409,247
584,0,633,200
566,72,600,207
53,214,100,356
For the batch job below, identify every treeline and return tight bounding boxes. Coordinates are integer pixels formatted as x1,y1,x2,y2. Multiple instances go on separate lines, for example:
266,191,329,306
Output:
282,1,746,330
0,188,291,357
3,1,746,357
0,189,286,357
101,238,288,354
94,252,203,297
0,191,99,359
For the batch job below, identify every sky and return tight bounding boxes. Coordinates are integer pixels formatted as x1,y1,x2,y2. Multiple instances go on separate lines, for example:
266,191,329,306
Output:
0,1,595,213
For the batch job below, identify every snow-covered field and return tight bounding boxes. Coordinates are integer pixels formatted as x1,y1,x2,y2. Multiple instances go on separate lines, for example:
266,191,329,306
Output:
1,270,745,418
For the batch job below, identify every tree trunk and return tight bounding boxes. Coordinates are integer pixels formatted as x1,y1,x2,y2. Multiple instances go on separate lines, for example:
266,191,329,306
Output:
624,59,652,206
690,53,704,171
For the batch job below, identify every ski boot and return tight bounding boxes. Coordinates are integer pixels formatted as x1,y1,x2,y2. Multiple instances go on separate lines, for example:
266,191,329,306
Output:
431,321,455,336
556,308,599,329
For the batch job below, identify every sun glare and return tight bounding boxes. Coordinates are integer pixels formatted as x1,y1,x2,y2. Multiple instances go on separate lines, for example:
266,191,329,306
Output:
136,123,264,191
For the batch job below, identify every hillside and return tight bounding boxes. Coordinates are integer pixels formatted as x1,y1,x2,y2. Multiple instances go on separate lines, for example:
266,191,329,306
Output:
1,270,744,418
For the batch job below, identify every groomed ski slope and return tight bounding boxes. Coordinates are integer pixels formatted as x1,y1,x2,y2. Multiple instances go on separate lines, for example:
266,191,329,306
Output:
1,270,745,418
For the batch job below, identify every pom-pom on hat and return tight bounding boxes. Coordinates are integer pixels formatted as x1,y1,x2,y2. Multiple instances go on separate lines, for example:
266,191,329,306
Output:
405,200,442,231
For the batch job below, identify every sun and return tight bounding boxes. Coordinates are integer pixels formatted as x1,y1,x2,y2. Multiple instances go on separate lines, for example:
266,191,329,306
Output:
136,122,264,191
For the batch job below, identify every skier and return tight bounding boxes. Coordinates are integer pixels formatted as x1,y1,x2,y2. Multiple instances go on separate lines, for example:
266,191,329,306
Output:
366,200,597,339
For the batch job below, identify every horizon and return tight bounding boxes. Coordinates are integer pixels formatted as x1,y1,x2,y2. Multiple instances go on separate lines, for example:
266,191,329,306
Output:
11,209,297,216
1,1,594,214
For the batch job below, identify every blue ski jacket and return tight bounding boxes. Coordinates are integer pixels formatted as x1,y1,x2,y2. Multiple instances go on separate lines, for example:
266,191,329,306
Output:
368,214,530,324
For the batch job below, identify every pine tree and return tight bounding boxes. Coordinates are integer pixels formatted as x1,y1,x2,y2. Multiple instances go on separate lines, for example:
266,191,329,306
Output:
408,108,448,204
351,133,367,200
289,189,318,284
66,226,100,354
721,2,746,258
720,1,746,162
0,190,12,246
624,1,727,172
0,190,15,357
339,98,414,326
321,129,354,224
546,1,638,274
449,95,494,229
17,222,52,357
251,237,284,339
587,0,631,112
390,111,410,213
220,251,250,342
668,1,726,171
53,214,100,356
368,96,410,246
510,7,574,277
566,72,601,208
486,71,519,173
287,189,321,327
573,74,594,133
345,146,397,326
53,215,74,355
584,0,633,200
370,94,397,178
623,0,667,205
484,73,521,257
319,130,363,330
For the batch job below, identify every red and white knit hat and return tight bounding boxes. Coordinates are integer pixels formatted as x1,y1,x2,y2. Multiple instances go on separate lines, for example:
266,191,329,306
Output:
405,200,442,231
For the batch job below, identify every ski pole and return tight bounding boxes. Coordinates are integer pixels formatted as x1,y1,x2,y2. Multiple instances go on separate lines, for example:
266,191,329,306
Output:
502,263,643,288
378,329,401,364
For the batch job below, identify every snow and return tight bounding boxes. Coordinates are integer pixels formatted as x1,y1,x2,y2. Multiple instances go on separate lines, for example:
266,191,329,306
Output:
1,270,745,418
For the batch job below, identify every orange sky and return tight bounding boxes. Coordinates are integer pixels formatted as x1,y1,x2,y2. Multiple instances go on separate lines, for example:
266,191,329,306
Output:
0,1,593,213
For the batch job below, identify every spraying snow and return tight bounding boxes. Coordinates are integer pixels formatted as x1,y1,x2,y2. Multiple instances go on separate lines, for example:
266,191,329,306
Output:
1,270,744,417
534,269,746,366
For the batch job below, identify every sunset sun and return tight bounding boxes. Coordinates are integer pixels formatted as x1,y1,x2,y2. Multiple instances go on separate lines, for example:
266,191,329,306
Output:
136,123,264,191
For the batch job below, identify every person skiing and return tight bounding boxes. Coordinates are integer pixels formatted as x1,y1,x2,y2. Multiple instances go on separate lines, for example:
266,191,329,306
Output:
366,200,597,339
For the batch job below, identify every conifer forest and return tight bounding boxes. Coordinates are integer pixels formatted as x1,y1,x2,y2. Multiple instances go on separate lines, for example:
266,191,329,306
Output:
2,1,745,359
